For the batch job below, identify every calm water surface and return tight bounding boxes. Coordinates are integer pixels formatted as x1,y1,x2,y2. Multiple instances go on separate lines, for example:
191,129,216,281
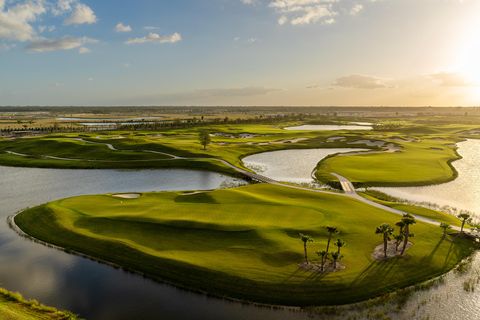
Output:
284,124,372,131
243,148,366,183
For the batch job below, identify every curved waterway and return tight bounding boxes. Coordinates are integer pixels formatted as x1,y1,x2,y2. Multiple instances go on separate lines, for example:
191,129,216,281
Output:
0,166,306,320
243,148,366,184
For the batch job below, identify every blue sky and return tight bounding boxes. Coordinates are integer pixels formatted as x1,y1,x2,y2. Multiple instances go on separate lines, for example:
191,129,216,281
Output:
1,0,480,106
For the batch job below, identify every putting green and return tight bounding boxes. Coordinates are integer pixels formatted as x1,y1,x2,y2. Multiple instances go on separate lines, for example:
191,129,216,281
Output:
15,184,474,306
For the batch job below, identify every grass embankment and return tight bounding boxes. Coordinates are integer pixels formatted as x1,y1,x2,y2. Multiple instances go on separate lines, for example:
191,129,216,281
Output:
16,184,475,306
0,288,77,320
359,190,462,227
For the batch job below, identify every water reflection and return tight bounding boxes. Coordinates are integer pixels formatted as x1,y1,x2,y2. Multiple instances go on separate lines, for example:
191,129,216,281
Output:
243,148,366,183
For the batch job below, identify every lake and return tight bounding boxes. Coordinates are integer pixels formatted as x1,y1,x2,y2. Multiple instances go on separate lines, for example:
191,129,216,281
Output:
284,124,373,131
243,148,366,184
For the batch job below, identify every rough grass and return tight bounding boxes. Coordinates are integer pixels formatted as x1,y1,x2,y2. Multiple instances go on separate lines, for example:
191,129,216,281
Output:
0,288,77,320
15,184,475,306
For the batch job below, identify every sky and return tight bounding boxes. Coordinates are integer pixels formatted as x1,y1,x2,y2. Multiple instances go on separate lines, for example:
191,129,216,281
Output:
1,0,480,107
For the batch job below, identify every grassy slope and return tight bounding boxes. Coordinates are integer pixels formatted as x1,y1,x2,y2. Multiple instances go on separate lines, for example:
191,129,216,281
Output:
359,191,461,227
16,184,475,306
0,288,76,320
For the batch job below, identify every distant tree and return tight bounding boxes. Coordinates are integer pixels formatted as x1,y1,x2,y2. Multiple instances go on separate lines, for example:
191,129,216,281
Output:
325,226,339,254
458,212,471,233
331,252,342,269
400,214,416,255
439,223,452,238
198,130,211,150
316,250,328,272
299,233,314,264
376,223,394,258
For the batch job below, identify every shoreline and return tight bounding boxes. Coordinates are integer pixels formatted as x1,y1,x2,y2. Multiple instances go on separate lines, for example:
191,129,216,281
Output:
8,209,477,313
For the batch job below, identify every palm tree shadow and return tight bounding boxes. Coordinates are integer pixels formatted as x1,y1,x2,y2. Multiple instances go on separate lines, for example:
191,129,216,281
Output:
350,258,399,288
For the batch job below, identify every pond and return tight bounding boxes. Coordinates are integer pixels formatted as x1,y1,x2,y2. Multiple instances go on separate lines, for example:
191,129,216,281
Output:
0,167,307,320
243,148,366,184
376,139,480,217
284,124,372,131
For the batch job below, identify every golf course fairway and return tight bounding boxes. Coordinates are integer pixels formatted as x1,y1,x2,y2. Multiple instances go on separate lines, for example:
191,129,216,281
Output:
15,184,475,306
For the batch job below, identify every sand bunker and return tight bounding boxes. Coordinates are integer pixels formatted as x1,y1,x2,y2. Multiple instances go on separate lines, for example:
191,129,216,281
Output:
112,193,141,199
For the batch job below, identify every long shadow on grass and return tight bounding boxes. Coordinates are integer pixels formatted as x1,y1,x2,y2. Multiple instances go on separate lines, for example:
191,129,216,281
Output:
349,258,399,288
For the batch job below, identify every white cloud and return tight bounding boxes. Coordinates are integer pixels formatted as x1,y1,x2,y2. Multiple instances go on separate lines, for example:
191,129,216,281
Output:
0,0,47,41
125,32,182,45
52,0,75,16
64,3,96,25
78,46,90,54
27,36,97,52
333,74,391,89
350,4,363,15
269,0,337,26
115,22,131,32
39,25,56,33
243,0,378,26
429,72,473,87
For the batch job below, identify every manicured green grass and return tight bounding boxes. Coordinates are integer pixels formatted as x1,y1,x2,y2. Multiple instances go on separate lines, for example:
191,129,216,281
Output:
316,138,461,187
1,122,478,188
0,288,77,320
16,184,475,306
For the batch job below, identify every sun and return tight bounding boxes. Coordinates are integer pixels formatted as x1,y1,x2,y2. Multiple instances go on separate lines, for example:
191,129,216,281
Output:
452,22,480,102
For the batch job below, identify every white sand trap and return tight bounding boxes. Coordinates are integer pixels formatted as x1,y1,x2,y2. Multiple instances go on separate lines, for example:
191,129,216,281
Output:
112,193,141,199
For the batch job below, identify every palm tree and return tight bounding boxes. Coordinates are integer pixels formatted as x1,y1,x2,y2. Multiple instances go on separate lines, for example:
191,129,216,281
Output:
325,226,339,253
375,223,394,258
400,214,416,255
316,250,328,272
299,233,314,264
334,239,346,255
458,212,471,233
439,222,452,238
331,252,342,269
393,234,403,252
395,220,405,235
